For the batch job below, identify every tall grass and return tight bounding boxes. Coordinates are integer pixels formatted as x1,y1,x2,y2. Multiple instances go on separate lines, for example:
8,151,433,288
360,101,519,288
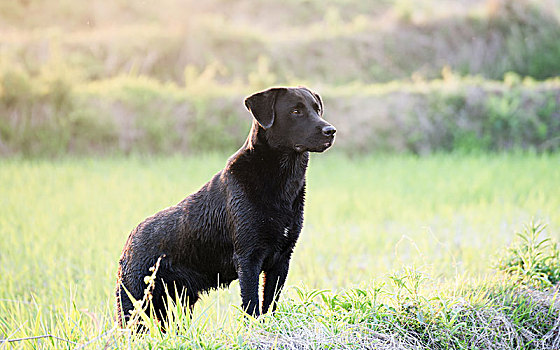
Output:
1,153,559,347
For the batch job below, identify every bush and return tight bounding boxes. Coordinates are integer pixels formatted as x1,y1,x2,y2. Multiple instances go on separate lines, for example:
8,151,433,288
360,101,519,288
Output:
387,77,560,154
1,72,560,156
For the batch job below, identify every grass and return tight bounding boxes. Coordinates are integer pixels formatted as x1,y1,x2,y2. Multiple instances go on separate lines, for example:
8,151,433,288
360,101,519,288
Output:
498,221,560,287
1,152,559,348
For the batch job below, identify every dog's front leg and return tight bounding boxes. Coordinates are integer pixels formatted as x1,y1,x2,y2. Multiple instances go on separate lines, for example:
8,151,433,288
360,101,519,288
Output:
262,259,290,314
235,254,263,317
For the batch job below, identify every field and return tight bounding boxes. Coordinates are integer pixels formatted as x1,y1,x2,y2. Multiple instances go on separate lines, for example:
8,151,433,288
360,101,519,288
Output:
2,0,560,348
1,152,559,348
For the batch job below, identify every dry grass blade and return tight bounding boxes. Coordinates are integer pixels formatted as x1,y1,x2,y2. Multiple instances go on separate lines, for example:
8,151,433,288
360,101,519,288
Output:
73,326,117,350
0,334,77,346
122,254,166,330
247,323,411,350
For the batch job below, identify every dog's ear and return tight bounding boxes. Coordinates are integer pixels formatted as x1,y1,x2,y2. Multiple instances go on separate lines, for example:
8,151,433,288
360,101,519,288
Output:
312,91,323,114
244,88,285,129
301,87,323,115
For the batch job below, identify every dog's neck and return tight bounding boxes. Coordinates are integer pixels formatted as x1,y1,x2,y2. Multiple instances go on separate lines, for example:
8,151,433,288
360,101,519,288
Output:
229,121,309,179
225,122,308,205
243,120,267,151
244,120,308,163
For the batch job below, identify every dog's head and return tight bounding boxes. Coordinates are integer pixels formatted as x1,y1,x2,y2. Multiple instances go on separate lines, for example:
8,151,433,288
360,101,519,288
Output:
244,87,336,153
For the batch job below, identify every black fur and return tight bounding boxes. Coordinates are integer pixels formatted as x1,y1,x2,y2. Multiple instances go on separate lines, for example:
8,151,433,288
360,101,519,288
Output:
116,86,336,326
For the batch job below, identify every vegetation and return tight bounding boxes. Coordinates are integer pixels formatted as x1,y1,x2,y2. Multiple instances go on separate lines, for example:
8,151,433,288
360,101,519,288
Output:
2,0,560,83
498,221,560,287
1,0,560,156
1,154,559,348
1,68,560,156
1,0,560,348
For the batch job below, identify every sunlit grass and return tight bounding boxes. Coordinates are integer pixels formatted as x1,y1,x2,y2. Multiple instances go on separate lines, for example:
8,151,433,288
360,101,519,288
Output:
1,153,559,347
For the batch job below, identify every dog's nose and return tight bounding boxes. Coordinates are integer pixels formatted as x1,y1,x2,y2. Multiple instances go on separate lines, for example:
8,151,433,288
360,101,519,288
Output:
322,125,336,137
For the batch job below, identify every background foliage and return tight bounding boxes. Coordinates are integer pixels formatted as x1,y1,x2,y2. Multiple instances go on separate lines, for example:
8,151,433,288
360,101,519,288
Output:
1,0,560,156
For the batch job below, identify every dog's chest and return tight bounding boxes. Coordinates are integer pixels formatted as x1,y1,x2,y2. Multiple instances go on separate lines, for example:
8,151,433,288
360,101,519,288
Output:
269,157,306,204
241,164,304,208
269,176,304,206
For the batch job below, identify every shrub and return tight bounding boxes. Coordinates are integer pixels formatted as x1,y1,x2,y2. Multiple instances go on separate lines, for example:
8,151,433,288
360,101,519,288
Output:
2,73,560,156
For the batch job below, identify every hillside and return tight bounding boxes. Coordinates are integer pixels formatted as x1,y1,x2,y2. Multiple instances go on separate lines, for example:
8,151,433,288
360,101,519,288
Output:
1,0,560,155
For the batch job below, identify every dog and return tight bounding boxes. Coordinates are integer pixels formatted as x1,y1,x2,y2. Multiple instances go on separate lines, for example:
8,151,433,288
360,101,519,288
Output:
116,86,336,326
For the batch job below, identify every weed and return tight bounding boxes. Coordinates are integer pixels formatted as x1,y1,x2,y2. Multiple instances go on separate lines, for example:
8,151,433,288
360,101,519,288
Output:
497,221,560,288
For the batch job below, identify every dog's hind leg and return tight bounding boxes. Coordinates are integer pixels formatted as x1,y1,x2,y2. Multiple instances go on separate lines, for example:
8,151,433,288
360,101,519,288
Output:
115,279,146,328
115,283,133,327
157,267,204,319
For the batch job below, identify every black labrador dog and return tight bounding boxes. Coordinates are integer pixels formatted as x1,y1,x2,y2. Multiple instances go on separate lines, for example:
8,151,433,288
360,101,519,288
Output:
116,86,336,326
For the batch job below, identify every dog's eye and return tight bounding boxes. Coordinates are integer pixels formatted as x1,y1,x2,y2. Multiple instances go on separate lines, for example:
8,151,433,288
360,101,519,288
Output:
291,109,302,115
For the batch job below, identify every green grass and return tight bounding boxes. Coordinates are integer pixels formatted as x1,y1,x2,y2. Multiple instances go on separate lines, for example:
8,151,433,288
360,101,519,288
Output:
1,153,559,348
498,221,560,287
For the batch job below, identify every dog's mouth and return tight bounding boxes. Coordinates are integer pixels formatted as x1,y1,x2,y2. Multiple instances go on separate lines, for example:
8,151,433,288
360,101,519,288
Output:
319,140,334,152
322,134,336,150
295,138,334,153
